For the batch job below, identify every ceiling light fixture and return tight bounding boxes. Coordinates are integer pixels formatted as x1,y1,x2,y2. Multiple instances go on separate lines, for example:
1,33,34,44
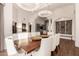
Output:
38,10,52,17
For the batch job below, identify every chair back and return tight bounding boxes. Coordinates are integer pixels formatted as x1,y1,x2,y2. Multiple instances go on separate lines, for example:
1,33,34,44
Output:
50,35,57,51
17,33,29,47
5,36,18,56
39,37,52,56
31,32,40,37
17,33,29,39
55,34,60,46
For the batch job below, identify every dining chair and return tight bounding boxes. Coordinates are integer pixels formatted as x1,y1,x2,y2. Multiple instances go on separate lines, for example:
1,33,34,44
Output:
17,33,29,47
32,37,52,56
50,35,57,52
54,33,60,54
14,33,33,56
49,35,58,55
5,36,25,56
55,33,60,47
17,33,29,40
30,32,40,37
5,35,34,56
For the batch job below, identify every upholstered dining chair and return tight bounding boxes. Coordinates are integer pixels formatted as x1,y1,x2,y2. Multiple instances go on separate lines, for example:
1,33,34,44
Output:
49,35,58,55
5,35,33,56
16,33,29,47
5,36,25,56
32,37,52,56
30,32,40,37
55,33,60,47
50,35,56,52
14,33,34,56
54,33,60,54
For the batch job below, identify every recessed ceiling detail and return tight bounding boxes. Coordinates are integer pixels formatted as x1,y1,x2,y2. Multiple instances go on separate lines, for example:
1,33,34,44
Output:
16,3,73,12
16,3,50,11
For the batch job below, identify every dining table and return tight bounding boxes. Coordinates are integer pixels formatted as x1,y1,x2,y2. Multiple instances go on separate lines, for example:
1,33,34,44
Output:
20,35,49,54
20,40,41,54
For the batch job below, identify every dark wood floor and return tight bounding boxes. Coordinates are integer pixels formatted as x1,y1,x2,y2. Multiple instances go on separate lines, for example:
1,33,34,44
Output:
51,39,79,56
1,39,79,56
0,50,7,56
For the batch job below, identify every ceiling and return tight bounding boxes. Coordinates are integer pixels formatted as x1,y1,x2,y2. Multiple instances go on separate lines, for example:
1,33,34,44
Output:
16,3,51,11
16,3,74,12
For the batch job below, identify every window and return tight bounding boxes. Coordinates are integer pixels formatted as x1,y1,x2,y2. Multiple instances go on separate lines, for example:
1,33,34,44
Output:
56,20,72,35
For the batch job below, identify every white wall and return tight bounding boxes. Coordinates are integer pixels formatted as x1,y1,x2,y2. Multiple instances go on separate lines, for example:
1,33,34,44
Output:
53,5,74,19
3,3,76,50
13,4,75,39
75,4,79,47
4,4,75,36
52,5,75,41
4,3,13,37
4,3,13,49
13,4,38,32
13,5,28,32
4,4,75,39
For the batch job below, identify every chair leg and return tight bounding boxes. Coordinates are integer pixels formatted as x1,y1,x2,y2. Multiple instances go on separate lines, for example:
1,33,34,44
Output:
55,46,58,54
51,45,60,56
51,51,56,56
58,45,60,49
51,47,58,56
55,45,60,54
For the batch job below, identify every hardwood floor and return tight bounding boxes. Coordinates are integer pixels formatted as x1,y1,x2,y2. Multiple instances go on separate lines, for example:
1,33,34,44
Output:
1,39,79,56
51,39,79,56
0,50,7,56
